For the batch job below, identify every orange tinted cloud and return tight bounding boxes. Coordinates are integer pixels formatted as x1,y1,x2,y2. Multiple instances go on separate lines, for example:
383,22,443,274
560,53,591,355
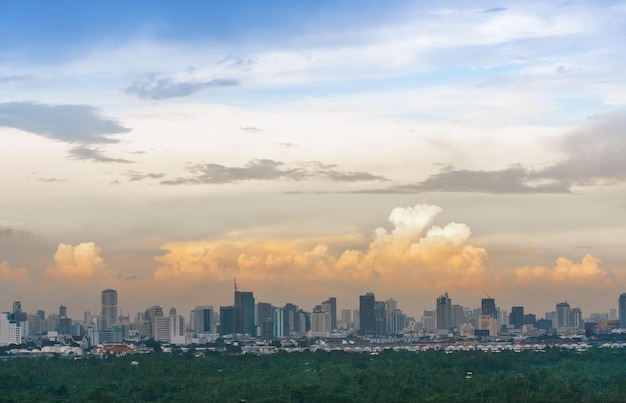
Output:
44,242,116,282
515,254,613,288
153,204,491,302
0,261,28,282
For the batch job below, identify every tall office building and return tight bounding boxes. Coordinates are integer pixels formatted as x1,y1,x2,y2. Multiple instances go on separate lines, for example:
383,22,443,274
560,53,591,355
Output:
59,305,67,319
190,306,213,335
234,291,255,335
257,303,273,328
326,297,337,331
219,306,234,336
556,302,570,328
452,304,465,328
436,292,452,330
273,307,284,338
340,309,352,330
481,298,497,319
374,301,387,335
359,293,376,335
569,307,583,329
385,298,397,334
283,303,299,335
619,294,626,329
509,306,525,328
422,310,435,331
101,289,118,329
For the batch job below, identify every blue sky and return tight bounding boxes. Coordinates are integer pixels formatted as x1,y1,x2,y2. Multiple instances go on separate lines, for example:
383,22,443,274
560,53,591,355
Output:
1,0,626,319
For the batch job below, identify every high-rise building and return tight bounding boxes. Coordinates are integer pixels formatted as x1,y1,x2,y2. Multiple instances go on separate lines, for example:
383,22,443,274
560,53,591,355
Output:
422,310,435,331
353,309,360,331
327,297,337,331
452,304,465,328
234,291,255,335
283,303,299,335
619,294,626,329
310,308,331,337
59,305,67,319
374,301,387,335
481,298,497,319
569,308,583,329
219,306,235,336
170,314,185,341
257,303,273,328
273,307,284,338
0,313,21,346
524,313,536,325
359,293,376,335
556,302,570,328
190,306,213,335
101,289,118,329
510,306,525,328
477,315,498,336
436,292,452,330
385,298,397,334
340,309,352,330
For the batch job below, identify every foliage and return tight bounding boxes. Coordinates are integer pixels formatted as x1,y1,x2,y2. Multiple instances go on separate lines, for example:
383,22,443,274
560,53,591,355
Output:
0,348,625,401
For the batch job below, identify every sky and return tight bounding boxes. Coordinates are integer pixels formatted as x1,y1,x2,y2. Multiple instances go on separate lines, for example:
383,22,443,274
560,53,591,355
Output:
1,0,626,321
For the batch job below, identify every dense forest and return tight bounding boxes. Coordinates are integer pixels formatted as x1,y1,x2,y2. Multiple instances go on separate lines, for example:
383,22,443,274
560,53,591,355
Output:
1,347,626,402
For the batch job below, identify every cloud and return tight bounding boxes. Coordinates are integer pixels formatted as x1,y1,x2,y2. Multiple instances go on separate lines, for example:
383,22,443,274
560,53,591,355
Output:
153,203,489,298
0,227,54,270
391,166,570,194
218,55,256,69
537,110,626,185
241,126,263,133
0,75,28,83
35,177,67,183
125,170,166,181
353,110,626,194
68,146,134,164
124,76,239,100
45,242,116,282
0,102,130,144
484,7,507,13
515,254,613,288
161,159,387,185
0,261,28,282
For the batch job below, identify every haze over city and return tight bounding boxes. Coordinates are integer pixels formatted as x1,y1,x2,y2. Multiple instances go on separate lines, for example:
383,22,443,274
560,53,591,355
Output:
1,1,626,319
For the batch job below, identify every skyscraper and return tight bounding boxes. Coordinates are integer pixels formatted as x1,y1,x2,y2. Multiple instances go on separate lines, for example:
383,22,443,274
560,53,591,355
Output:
556,302,570,328
359,292,376,335
59,305,67,319
219,306,234,336
436,292,452,330
619,294,626,329
190,306,213,335
327,297,337,331
234,290,255,335
481,298,497,319
101,289,118,329
510,306,525,328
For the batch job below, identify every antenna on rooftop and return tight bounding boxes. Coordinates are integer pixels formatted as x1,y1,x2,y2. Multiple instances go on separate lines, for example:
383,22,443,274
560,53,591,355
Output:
483,290,491,299
234,277,238,293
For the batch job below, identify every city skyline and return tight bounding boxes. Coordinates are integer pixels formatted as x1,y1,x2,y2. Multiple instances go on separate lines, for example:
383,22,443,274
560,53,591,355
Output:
2,287,621,330
1,1,626,317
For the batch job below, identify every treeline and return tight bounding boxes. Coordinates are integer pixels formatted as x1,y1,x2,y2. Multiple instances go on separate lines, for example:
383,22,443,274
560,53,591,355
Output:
1,348,626,402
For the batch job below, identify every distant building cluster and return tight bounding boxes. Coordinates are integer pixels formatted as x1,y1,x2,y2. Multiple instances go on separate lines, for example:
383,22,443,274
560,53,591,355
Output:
3,287,626,347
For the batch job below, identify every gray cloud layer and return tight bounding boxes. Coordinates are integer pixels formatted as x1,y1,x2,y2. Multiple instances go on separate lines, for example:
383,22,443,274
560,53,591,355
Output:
353,110,626,194
124,76,239,100
125,170,166,181
69,147,134,164
0,102,130,144
162,159,387,185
